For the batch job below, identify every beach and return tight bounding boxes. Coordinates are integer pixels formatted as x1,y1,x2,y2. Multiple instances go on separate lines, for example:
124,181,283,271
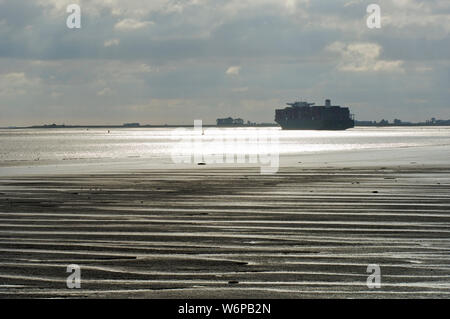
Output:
1,165,450,298
2,0,449,301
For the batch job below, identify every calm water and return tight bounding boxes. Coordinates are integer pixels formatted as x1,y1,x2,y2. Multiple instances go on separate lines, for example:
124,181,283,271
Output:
1,126,450,175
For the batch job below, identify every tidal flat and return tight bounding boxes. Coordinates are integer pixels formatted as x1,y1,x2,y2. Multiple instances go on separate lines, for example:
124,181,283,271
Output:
0,165,449,298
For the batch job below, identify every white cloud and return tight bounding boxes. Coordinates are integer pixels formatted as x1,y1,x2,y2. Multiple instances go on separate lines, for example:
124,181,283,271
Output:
97,87,113,96
377,0,450,37
226,66,241,76
415,65,433,72
104,39,120,47
284,0,309,14
344,0,361,7
327,42,404,73
232,87,249,92
0,72,41,96
114,19,154,31
285,0,297,12
140,64,153,73
50,91,62,98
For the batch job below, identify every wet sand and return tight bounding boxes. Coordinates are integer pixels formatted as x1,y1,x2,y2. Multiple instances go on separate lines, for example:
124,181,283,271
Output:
0,165,450,298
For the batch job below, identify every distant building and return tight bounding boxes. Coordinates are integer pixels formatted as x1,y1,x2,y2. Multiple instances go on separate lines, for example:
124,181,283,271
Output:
355,118,450,127
435,119,450,125
42,123,66,128
216,117,245,126
234,118,244,125
123,123,140,127
217,117,233,125
355,120,376,126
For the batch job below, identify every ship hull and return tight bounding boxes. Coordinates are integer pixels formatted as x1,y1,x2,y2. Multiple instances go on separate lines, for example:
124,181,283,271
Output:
276,119,354,130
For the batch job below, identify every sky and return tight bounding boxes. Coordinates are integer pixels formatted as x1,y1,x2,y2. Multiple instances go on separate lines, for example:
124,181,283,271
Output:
0,0,449,126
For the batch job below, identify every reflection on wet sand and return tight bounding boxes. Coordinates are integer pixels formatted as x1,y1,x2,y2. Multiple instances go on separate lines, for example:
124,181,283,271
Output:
0,166,450,298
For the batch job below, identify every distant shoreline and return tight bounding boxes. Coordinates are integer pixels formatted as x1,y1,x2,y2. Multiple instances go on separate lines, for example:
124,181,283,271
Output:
1,124,279,129
2,123,450,129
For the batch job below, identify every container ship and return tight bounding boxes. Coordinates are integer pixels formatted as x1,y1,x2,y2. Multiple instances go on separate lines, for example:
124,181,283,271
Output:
275,99,355,130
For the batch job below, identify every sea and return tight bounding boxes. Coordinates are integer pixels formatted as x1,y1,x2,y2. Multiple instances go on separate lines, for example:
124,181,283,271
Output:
1,126,450,176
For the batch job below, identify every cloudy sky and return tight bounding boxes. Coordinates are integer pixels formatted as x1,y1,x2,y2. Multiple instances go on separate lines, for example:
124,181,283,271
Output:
0,0,449,126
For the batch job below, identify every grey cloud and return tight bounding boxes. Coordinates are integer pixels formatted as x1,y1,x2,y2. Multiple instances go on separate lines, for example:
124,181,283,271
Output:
0,0,449,126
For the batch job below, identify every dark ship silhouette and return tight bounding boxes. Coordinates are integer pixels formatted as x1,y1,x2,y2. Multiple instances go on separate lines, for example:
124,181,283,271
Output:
275,99,355,130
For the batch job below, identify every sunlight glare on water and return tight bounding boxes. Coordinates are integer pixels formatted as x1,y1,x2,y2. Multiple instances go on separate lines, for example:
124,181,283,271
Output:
1,126,450,174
